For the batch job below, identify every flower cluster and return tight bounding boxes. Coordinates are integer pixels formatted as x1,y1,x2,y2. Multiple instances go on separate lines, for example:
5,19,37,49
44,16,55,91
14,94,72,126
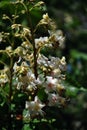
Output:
0,0,66,120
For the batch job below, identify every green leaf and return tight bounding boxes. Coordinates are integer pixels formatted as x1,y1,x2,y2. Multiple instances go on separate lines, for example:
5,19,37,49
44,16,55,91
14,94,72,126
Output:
64,81,87,97
0,1,10,8
22,124,32,130
37,88,47,102
66,85,79,97
70,50,87,60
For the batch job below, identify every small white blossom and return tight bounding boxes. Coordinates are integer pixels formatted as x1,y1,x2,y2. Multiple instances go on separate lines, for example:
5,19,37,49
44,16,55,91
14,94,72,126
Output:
49,30,65,48
23,27,31,37
48,93,59,106
11,24,21,29
59,56,66,71
17,82,23,90
6,46,13,55
45,76,58,93
25,96,45,117
51,68,61,77
14,46,27,56
35,37,48,49
37,54,49,66
0,73,9,84
42,13,50,24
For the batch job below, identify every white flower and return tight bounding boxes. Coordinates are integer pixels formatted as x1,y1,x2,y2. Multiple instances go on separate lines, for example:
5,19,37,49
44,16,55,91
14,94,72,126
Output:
49,56,60,67
17,82,23,90
51,68,61,77
34,77,43,85
43,13,49,20
49,56,66,71
42,13,50,24
14,46,27,56
27,85,33,91
27,71,35,80
39,13,56,30
35,37,48,49
0,73,9,84
45,76,58,93
23,27,31,37
6,46,13,55
60,56,66,65
35,37,48,44
48,93,59,106
25,96,45,117
11,24,21,29
37,54,49,67
21,41,33,49
59,56,66,71
49,30,65,47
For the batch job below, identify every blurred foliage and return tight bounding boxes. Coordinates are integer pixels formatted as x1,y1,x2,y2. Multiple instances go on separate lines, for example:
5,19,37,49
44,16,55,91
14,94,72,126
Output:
43,0,87,130
44,0,87,87
44,0,87,52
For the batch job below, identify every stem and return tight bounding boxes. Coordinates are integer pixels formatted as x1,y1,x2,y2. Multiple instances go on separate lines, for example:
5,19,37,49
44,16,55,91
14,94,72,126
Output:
33,43,38,79
25,4,38,79
7,56,14,130
21,2,38,78
9,57,13,101
9,4,18,101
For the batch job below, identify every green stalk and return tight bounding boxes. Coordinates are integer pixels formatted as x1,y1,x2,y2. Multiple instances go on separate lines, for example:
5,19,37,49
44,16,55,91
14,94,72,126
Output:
9,56,13,101
23,2,38,79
